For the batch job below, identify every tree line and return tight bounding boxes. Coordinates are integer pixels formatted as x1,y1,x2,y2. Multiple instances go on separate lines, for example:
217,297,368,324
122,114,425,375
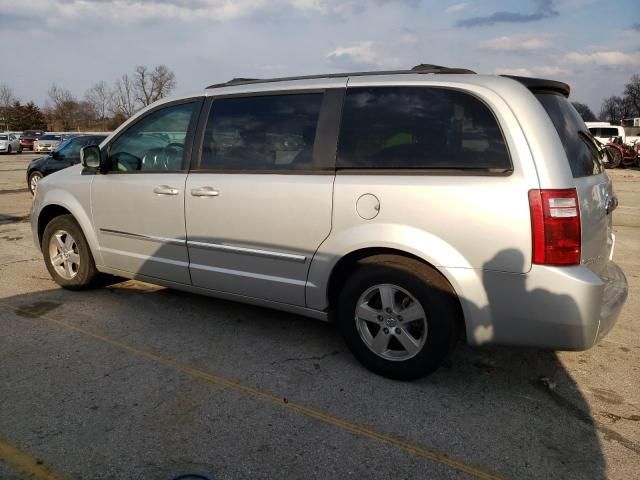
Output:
0,64,176,132
572,74,640,124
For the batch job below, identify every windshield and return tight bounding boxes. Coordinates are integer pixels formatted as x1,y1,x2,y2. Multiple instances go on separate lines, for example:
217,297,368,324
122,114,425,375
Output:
0,135,7,140
39,134,61,140
536,93,604,178
53,138,73,153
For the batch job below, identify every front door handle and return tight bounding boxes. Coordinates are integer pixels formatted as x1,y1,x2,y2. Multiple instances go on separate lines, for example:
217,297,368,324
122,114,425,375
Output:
153,185,180,196
191,186,219,197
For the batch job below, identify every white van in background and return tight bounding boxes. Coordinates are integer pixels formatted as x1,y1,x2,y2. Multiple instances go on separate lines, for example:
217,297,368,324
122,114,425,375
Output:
586,122,626,144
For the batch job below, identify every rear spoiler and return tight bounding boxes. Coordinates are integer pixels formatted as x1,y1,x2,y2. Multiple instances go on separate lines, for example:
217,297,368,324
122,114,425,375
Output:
502,75,570,98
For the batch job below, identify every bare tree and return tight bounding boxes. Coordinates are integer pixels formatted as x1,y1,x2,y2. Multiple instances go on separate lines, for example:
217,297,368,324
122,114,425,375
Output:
0,83,17,130
599,96,622,123
134,64,176,107
624,73,640,118
571,102,596,122
111,74,138,118
85,81,112,122
48,83,80,130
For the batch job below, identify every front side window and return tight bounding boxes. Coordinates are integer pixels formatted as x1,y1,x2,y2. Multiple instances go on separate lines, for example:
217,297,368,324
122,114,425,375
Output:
337,87,511,171
109,102,195,172
199,93,323,171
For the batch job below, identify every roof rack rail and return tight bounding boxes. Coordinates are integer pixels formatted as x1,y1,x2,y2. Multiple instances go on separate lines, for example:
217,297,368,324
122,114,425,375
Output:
206,65,476,89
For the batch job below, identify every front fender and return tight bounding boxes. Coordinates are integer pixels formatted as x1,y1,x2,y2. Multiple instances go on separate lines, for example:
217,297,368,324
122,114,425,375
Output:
32,177,103,267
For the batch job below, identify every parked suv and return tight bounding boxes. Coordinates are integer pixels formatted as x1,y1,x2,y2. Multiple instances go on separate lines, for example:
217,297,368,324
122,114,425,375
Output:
31,68,628,379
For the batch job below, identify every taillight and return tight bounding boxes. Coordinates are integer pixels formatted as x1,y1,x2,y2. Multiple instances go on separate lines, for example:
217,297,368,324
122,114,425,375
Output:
528,189,581,266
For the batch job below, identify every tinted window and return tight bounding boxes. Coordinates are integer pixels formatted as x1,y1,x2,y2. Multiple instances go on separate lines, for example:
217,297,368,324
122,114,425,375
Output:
200,94,323,171
588,127,621,138
536,94,604,177
109,102,194,172
336,87,510,171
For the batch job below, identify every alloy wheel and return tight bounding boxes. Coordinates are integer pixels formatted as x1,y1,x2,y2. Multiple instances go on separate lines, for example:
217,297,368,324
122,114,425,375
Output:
48,230,81,280
354,283,428,361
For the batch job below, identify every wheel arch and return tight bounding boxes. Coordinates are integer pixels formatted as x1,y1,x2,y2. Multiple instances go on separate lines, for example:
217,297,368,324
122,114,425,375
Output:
322,247,466,338
36,198,103,267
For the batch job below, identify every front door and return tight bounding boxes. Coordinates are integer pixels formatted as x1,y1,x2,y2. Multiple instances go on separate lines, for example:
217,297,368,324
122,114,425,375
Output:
185,90,342,306
91,100,200,284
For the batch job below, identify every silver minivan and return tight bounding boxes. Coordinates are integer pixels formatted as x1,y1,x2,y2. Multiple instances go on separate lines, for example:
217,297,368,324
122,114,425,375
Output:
31,67,629,379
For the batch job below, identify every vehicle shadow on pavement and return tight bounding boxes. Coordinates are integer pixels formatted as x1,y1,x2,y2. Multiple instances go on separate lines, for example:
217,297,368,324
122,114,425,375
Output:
0,260,615,480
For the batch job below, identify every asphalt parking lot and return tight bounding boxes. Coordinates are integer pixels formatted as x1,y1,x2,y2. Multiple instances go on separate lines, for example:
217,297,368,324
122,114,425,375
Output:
1,152,639,480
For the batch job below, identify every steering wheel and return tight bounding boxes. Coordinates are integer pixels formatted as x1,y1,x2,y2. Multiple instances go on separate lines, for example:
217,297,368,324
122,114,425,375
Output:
163,143,184,169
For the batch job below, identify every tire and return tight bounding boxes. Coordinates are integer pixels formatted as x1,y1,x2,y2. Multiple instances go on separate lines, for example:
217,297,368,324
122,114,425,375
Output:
42,214,98,290
605,147,622,168
337,255,460,380
28,171,43,195
7,145,11,154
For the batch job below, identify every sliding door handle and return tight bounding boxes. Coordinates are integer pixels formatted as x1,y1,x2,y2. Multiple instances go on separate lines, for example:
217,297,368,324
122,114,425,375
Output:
191,187,219,197
153,185,179,195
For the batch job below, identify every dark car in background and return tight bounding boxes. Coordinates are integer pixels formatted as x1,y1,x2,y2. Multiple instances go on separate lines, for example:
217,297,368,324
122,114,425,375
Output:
20,130,45,151
26,134,107,194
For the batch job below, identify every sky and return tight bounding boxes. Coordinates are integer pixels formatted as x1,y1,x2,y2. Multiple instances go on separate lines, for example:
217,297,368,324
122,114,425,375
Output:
0,0,638,114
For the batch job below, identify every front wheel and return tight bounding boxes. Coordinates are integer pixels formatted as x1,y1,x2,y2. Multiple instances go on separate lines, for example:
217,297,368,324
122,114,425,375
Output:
337,256,460,380
28,171,43,195
42,215,98,289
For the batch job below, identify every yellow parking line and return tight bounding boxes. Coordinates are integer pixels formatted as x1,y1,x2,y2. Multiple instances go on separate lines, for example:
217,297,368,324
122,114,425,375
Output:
0,439,65,480
2,301,501,480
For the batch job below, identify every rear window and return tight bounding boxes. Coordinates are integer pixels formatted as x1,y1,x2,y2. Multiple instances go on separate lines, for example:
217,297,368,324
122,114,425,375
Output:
536,94,604,177
336,86,511,171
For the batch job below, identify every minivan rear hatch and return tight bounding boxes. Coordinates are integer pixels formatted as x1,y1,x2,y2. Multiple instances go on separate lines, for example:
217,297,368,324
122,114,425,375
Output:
535,92,614,276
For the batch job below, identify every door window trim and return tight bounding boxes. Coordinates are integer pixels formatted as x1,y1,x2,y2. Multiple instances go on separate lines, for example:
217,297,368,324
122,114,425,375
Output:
102,96,204,174
190,89,344,174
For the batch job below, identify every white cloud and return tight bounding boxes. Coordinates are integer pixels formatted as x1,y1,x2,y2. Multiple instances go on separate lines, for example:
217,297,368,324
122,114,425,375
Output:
0,0,400,25
479,34,555,52
494,65,571,77
494,67,534,76
327,41,379,65
399,32,418,45
565,50,640,67
444,3,467,14
326,41,401,68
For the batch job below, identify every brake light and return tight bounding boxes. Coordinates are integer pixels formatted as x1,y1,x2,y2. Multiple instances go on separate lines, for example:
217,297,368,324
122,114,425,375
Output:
528,189,581,266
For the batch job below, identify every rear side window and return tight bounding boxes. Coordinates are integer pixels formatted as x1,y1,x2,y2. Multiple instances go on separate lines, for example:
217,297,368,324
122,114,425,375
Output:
200,93,323,171
536,94,604,177
336,87,511,171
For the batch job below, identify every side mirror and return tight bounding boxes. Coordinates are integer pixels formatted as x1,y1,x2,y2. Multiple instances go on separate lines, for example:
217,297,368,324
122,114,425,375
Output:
51,150,61,160
80,145,103,171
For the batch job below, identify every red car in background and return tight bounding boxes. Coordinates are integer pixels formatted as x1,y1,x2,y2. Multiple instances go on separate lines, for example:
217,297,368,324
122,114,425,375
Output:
20,130,45,151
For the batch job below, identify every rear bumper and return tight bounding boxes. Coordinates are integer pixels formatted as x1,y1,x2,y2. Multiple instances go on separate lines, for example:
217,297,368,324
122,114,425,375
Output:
459,261,628,350
594,261,628,343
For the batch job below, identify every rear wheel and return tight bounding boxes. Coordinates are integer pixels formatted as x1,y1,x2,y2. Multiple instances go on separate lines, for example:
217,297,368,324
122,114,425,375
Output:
337,256,460,380
42,215,98,289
